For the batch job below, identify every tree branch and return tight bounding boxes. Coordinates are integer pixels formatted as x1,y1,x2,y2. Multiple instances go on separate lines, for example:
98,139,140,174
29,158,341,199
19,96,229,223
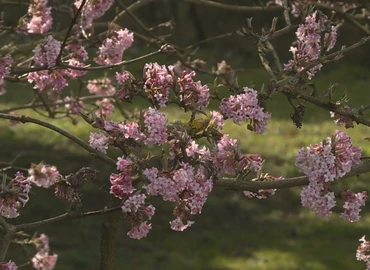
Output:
216,160,370,191
0,113,116,167
183,0,283,12
16,206,122,231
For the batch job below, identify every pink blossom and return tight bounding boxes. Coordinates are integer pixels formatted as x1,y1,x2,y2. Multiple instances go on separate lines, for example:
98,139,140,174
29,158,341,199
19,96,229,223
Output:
32,234,57,270
64,96,84,115
0,260,17,270
110,172,135,199
96,98,114,117
120,122,146,141
115,71,130,84
75,0,114,30
127,222,152,240
341,190,367,222
88,132,109,154
122,194,155,239
32,253,57,270
66,44,88,61
330,106,355,128
177,70,210,111
296,130,362,217
170,217,194,232
209,111,224,130
28,162,59,188
27,37,74,92
284,11,337,79
212,135,262,175
144,164,213,228
301,184,336,217
143,107,167,145
65,58,87,79
0,172,31,218
0,55,13,80
357,236,370,269
87,77,116,96
116,156,133,172
186,140,210,159
220,87,271,134
144,63,174,107
122,194,147,213
24,0,52,34
94,29,134,65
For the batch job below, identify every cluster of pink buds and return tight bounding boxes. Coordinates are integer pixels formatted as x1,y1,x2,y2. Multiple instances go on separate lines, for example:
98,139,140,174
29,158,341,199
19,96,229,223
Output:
95,29,134,65
144,63,174,107
110,156,135,199
177,70,210,112
24,0,53,34
357,236,370,270
74,0,114,30
0,172,31,218
32,234,58,270
27,36,87,94
296,130,363,218
0,55,13,80
212,135,262,175
284,11,337,79
220,87,271,134
330,105,355,128
121,194,155,239
64,96,84,115
0,260,17,269
143,163,213,232
28,162,60,188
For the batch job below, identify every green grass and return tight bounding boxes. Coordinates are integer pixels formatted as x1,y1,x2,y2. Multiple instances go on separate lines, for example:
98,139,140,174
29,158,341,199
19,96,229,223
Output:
1,58,370,269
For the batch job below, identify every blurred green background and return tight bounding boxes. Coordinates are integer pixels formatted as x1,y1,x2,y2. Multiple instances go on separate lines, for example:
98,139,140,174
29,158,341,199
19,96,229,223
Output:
1,1,370,269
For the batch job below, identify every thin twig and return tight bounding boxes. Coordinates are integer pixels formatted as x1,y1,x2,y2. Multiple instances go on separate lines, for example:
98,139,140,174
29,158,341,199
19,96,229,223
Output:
0,113,116,167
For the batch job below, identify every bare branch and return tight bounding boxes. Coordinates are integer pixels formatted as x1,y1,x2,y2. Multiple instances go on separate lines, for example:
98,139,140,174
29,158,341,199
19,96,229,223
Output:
183,0,283,12
0,113,116,167
216,160,370,191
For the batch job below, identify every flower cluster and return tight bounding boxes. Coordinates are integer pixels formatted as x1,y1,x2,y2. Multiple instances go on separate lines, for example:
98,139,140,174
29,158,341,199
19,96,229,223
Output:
0,260,17,269
89,132,109,154
24,0,52,34
220,87,271,134
0,55,13,80
110,156,135,199
121,194,155,239
296,130,363,217
95,29,134,66
209,111,224,130
177,70,210,111
212,135,262,175
64,96,84,115
28,162,59,188
341,190,367,222
75,0,114,30
32,234,58,270
0,172,31,218
284,11,337,79
330,106,355,128
96,98,114,117
143,107,167,145
144,63,174,107
357,236,370,270
143,163,213,231
87,77,116,96
27,37,87,93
